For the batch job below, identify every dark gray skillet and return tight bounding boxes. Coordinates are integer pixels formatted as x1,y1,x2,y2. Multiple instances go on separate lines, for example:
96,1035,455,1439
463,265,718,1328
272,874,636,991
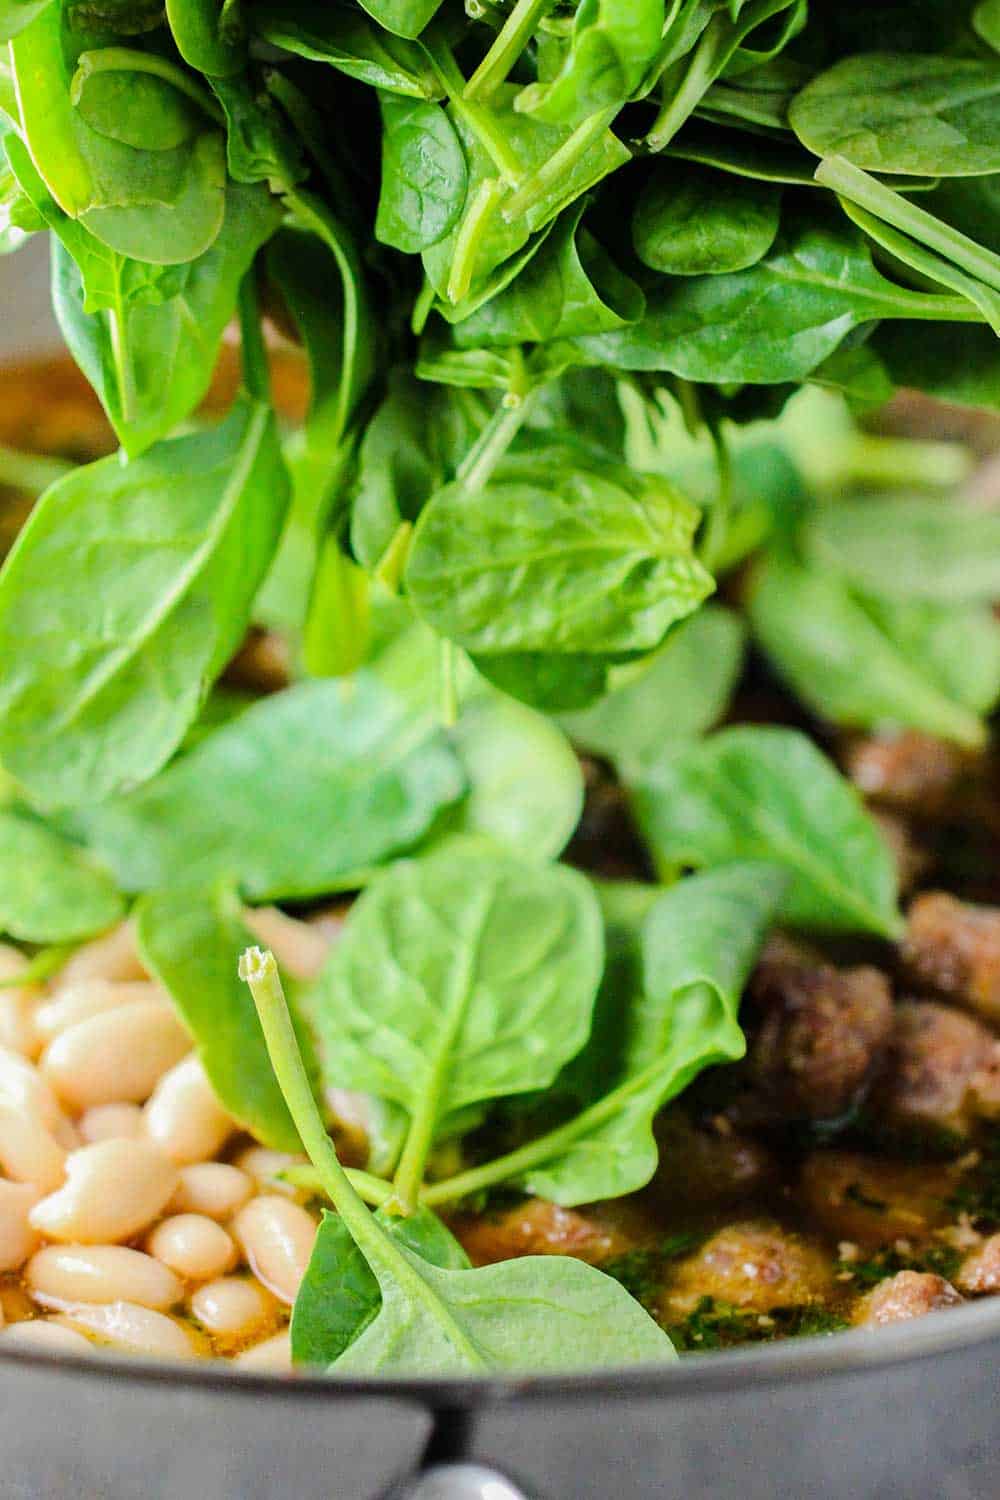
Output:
1,1297,999,1499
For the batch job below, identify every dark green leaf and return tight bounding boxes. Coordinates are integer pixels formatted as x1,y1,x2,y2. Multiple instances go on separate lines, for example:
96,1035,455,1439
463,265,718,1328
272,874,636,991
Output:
165,0,244,77
354,0,444,40
72,675,466,898
376,92,467,253
254,0,440,97
633,161,781,276
632,725,903,936
0,398,289,808
0,0,52,43
515,0,665,126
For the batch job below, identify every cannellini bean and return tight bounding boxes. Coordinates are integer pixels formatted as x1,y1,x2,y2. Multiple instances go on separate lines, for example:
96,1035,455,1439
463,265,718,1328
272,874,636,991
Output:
234,1329,291,1371
79,1103,145,1145
190,1277,275,1339
34,981,167,1044
144,1056,233,1165
0,1047,63,1128
0,985,40,1059
30,1138,178,1244
54,922,145,988
234,1147,309,1201
2,1319,93,1353
169,1163,254,1221
41,1003,189,1110
146,1214,236,1281
58,1301,198,1360
0,1101,66,1192
0,1180,40,1272
231,1196,316,1306
27,1246,183,1312
245,907,332,981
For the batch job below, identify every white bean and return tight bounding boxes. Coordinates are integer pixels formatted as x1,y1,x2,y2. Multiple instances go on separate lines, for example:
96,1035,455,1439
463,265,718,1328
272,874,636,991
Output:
169,1163,254,1221
144,1056,233,1165
27,1246,183,1312
78,1103,145,1145
0,982,40,1058
30,1138,179,1244
234,1329,291,1371
146,1214,236,1281
245,907,332,981
0,1046,63,1128
190,1277,274,1339
0,1101,66,1191
0,1180,40,1272
41,1002,190,1110
54,922,145,988
231,1196,316,1306
58,1301,198,1360
234,1146,309,1201
2,1319,93,1353
34,981,166,1044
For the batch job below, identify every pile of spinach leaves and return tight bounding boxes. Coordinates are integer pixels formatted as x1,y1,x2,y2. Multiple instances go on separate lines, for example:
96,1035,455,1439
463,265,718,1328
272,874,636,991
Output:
1,0,999,1374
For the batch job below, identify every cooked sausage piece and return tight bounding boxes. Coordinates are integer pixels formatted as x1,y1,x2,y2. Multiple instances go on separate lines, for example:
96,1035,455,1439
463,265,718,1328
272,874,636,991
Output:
956,1234,1000,1295
853,1270,963,1327
451,1198,636,1267
661,1221,833,1318
800,1151,955,1248
724,936,893,1126
867,1000,1000,1140
842,731,969,814
870,810,928,896
648,1110,777,1211
902,893,1000,1026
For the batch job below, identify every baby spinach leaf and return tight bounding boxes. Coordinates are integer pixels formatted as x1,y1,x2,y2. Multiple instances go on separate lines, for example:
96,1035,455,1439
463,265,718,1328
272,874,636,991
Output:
209,73,307,187
471,651,614,713
862,595,1000,722
512,863,786,1204
632,725,903,937
788,55,1000,177
135,884,300,1152
749,552,994,748
330,1247,674,1374
291,1205,469,1368
46,177,281,456
406,446,714,654
165,0,244,78
355,0,444,40
0,397,289,809
0,0,52,42
632,161,781,276
803,495,1000,605
376,92,468,253
0,809,123,943
873,320,1000,412
559,604,746,780
74,675,466,898
308,840,603,1174
449,198,645,346
515,0,665,126
577,209,980,385
975,0,1000,52
70,49,206,152
254,1,441,98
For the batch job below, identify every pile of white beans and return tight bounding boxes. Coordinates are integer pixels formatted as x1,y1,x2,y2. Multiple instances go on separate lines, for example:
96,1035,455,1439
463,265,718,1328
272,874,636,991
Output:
0,905,343,1370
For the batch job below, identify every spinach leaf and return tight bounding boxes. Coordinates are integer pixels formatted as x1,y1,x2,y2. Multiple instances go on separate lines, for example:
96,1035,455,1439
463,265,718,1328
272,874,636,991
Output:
70,49,207,152
512,863,785,1203
788,55,1000,177
0,397,289,809
558,604,745,780
975,0,1000,52
291,1205,469,1367
254,1,441,98
406,446,713,654
355,0,444,41
376,92,468,253
244,946,674,1374
632,726,903,936
73,674,466,898
209,73,307,187
448,198,645,346
471,651,614,713
632,161,781,276
515,0,665,126
0,0,51,41
577,208,981,385
307,840,603,1200
873,321,1000,411
748,552,997,749
0,809,123,943
803,495,1000,604
165,0,244,78
135,884,300,1152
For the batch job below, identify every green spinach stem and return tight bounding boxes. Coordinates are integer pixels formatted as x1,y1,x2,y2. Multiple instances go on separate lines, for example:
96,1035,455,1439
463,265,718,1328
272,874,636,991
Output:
447,178,505,304
424,35,524,185
502,105,618,220
236,272,271,405
456,385,538,491
816,156,1000,298
464,0,554,102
